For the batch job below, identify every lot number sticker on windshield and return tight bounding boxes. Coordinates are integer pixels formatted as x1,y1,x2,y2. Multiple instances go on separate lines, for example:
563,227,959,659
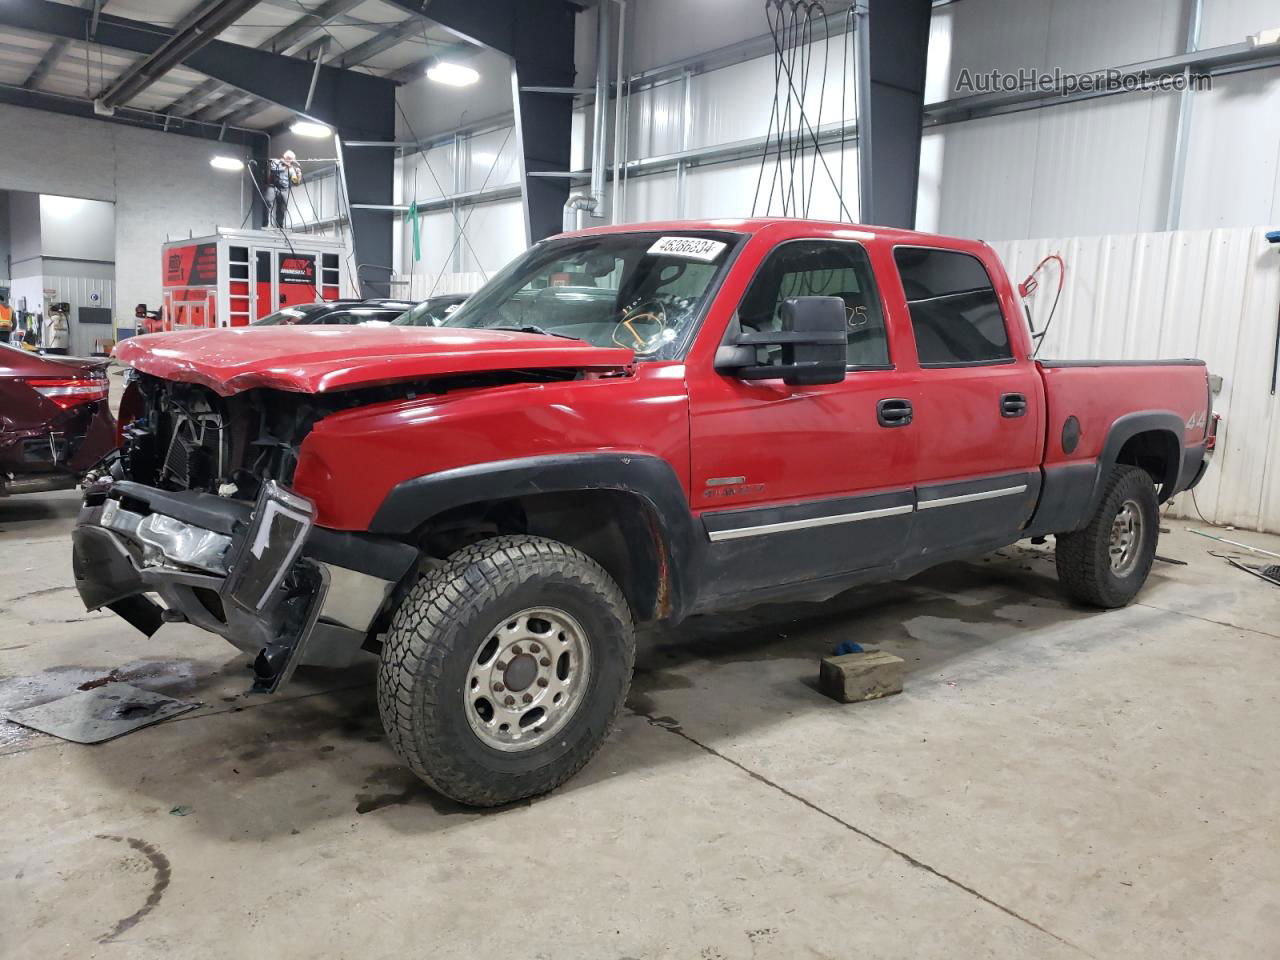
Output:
647,236,727,262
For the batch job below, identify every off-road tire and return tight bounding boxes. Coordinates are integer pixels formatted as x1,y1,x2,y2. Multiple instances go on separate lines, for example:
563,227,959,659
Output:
377,535,635,807
1055,464,1159,608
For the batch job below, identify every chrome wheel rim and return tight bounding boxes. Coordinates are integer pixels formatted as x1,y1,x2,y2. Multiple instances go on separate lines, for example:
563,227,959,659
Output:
1109,499,1144,576
464,606,592,753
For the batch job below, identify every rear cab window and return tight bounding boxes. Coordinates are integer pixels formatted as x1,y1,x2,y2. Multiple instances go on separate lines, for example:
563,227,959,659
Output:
893,247,1012,366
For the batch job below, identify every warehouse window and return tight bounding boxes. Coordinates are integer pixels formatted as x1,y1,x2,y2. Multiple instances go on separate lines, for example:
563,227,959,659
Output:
738,240,889,367
894,248,1012,366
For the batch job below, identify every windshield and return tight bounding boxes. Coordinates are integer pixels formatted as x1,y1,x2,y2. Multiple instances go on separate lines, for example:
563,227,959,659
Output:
252,303,329,326
395,297,468,327
396,231,741,359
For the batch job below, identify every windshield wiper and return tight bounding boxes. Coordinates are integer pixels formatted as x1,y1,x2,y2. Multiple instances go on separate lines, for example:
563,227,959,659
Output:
490,324,583,341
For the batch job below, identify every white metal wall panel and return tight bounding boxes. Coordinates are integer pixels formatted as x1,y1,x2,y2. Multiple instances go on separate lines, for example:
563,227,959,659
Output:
395,199,525,298
625,79,686,161
398,208,455,285
1025,91,1177,237
924,4,956,104
992,227,1280,533
397,143,454,204
621,171,679,224
1176,65,1280,230
464,127,521,193
1198,0,1280,48
619,0,768,75
923,89,1178,240
922,111,1040,239
683,159,762,219
458,198,527,278
916,129,946,234
285,169,342,234
689,56,779,149
937,0,1185,101
687,42,852,152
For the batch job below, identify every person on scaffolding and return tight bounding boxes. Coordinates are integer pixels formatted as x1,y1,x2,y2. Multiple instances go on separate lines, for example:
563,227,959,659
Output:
263,150,302,229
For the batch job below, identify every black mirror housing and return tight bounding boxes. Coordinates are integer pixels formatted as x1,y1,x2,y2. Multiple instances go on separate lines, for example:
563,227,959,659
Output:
717,296,848,386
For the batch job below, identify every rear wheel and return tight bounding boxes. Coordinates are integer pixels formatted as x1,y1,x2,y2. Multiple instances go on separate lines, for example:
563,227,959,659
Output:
377,535,635,807
1055,464,1159,608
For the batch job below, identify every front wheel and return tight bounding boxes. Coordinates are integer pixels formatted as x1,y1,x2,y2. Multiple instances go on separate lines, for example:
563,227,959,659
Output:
1055,464,1159,608
376,535,635,807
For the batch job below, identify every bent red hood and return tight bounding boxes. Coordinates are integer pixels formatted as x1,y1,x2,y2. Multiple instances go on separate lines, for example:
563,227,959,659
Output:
114,326,635,397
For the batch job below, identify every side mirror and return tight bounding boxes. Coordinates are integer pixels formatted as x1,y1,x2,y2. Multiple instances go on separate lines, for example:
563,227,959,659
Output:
715,296,847,386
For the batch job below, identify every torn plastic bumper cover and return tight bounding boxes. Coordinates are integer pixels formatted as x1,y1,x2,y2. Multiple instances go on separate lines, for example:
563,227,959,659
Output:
72,479,418,692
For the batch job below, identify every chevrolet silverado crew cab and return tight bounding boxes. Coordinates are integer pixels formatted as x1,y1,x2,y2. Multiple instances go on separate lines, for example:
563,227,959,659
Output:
73,219,1213,806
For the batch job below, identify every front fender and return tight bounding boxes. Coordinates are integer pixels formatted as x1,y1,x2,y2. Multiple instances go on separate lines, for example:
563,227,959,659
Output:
370,452,699,620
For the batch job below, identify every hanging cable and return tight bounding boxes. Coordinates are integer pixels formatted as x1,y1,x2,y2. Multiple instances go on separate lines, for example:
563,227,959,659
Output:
804,1,831,218
752,0,784,216
839,2,855,222
1018,252,1066,356
845,1,864,222
771,2,855,221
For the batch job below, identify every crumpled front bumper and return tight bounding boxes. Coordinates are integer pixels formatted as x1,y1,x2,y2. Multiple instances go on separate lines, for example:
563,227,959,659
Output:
72,479,418,691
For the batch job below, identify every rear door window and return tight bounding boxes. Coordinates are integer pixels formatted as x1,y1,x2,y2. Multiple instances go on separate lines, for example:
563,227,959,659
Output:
894,248,1012,366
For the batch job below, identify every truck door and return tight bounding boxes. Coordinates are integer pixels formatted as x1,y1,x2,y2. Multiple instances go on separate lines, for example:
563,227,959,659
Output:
891,246,1044,559
687,238,919,603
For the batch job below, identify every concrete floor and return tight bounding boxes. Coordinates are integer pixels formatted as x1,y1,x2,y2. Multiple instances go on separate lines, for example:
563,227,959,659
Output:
1,490,1277,960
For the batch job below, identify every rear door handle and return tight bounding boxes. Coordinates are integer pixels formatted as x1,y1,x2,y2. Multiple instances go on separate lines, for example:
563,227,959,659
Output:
877,398,913,428
1001,393,1028,418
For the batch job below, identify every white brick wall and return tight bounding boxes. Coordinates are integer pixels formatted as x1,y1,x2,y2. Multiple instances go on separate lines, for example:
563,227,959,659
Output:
0,103,252,318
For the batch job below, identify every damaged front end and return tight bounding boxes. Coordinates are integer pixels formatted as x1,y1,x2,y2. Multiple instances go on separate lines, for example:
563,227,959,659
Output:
73,374,418,692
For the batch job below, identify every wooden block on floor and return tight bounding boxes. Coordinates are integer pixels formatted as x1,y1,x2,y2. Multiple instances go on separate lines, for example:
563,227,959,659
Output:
819,651,904,703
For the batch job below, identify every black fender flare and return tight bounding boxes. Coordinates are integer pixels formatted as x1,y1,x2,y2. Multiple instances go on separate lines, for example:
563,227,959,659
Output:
369,453,699,620
1089,410,1186,510
1028,410,1188,537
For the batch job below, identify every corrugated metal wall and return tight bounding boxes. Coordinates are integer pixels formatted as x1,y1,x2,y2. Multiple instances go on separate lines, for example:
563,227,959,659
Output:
992,228,1280,533
920,0,1280,238
391,128,525,295
284,168,343,236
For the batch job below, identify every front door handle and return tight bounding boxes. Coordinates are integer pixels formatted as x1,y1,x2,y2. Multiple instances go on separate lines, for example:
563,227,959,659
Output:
877,397,913,428
1001,393,1028,418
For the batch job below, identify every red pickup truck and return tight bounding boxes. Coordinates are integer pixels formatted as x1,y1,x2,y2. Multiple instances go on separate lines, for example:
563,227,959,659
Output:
73,219,1212,806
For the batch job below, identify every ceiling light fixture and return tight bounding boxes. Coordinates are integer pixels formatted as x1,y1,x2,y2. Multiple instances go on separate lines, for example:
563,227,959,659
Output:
290,119,332,138
427,61,479,87
209,155,245,171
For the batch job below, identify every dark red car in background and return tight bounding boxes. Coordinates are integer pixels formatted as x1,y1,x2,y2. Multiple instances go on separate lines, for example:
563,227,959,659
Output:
0,342,115,496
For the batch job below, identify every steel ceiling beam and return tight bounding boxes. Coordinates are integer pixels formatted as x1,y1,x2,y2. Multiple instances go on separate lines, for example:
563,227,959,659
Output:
377,0,569,62
199,16,470,127
384,41,475,84
0,0,396,282
163,0,365,118
0,79,266,146
335,16,424,68
0,0,394,134
22,0,99,92
22,38,70,90
97,0,263,108
376,0,579,242
189,34,327,123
